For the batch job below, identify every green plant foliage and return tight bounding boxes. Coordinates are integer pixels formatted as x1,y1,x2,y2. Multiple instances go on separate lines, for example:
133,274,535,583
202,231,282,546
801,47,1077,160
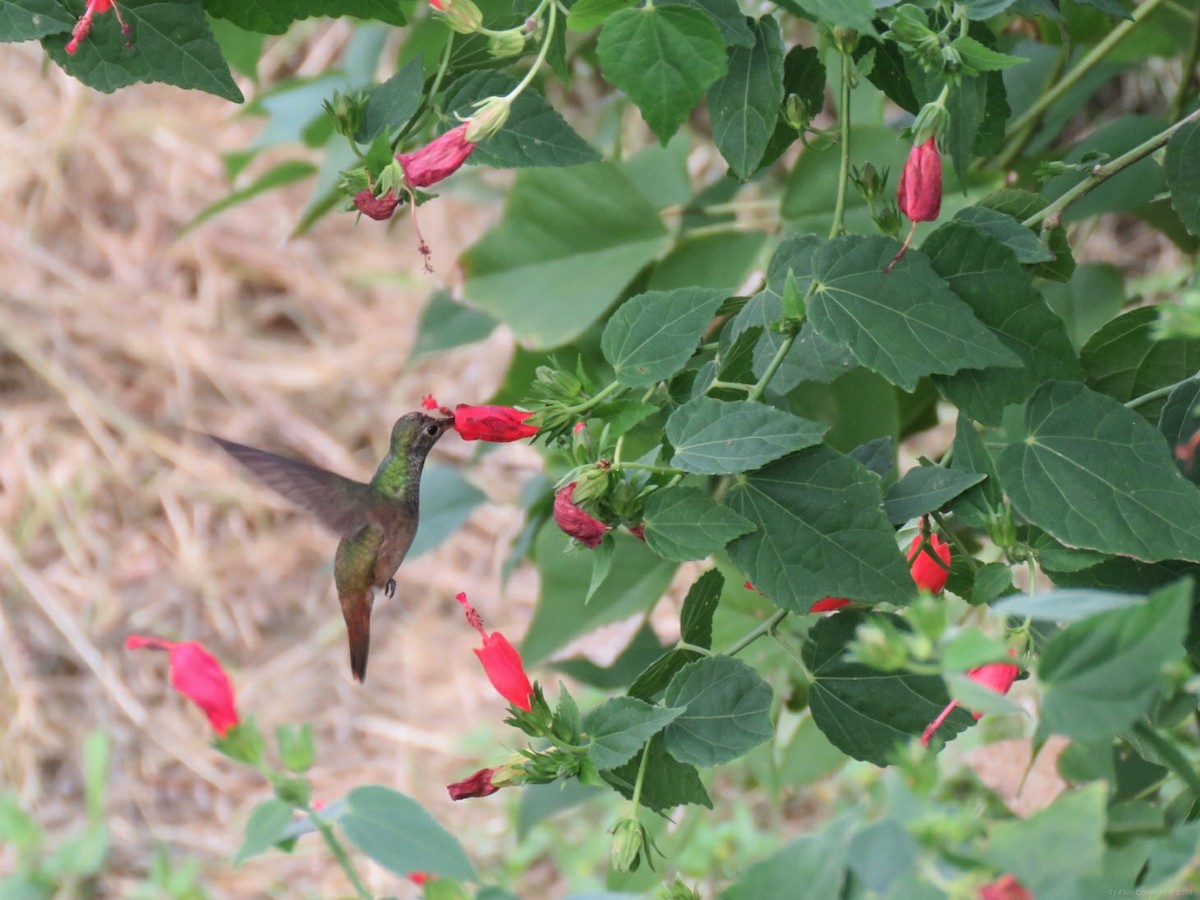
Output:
339,787,476,881
662,656,774,766
666,397,827,474
602,287,729,387
640,486,754,562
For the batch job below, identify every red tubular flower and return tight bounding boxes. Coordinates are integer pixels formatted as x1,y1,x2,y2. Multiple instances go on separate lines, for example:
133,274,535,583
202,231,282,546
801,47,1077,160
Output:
448,767,500,800
553,483,608,549
908,533,951,593
452,404,538,442
811,597,850,612
353,189,399,221
125,635,239,736
978,874,1032,900
455,592,533,712
396,124,476,189
921,650,1019,746
897,137,942,223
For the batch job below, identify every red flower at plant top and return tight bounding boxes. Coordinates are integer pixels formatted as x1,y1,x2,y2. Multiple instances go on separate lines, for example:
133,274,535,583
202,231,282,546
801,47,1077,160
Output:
448,767,500,800
455,592,533,712
978,874,1032,900
553,482,608,549
921,650,1019,746
125,635,239,736
396,124,476,189
897,137,942,224
452,404,538,442
908,532,951,594
65,0,128,54
353,189,399,221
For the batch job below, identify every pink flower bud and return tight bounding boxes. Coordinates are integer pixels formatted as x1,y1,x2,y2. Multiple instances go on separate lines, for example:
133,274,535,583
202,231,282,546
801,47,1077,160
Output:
396,124,476,189
897,138,942,223
908,533,951,593
553,483,608,549
447,767,499,800
126,635,239,736
452,404,538,442
353,189,399,221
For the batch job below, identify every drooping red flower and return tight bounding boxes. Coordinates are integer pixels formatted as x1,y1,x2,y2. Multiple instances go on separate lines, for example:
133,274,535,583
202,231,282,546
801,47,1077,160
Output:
811,597,850,612
396,124,477,189
66,0,128,54
553,483,608,549
897,137,942,223
908,532,951,593
921,650,1019,746
353,189,399,221
978,874,1032,900
125,635,239,736
452,404,538,442
448,767,500,800
455,592,533,712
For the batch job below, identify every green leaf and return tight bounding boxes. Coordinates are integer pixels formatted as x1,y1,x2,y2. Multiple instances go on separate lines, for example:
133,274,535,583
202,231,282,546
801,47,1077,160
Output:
340,786,475,882
979,188,1075,282
681,568,723,647
204,0,406,33
1157,376,1200,484
951,207,1053,263
566,0,637,30
948,414,1003,528
882,467,986,526
1068,0,1132,17
782,44,826,120
707,16,784,179
1165,119,1200,236
662,655,774,766
790,0,876,35
992,589,1145,621
356,59,424,143
642,487,755,562
922,221,1083,425
597,5,727,144
45,0,242,101
997,381,1200,563
960,0,1019,19
0,0,74,41
524,525,677,664
585,534,614,604
605,735,712,812
583,697,684,770
234,798,293,864
1081,306,1200,418
666,397,827,475
804,612,974,765
1038,580,1190,742
951,35,1027,72
461,162,669,349
658,0,755,47
442,71,600,168
727,447,912,611
721,815,854,899
178,161,317,236
410,291,497,360
628,648,703,701
602,287,728,387
795,236,1020,391
983,784,1108,893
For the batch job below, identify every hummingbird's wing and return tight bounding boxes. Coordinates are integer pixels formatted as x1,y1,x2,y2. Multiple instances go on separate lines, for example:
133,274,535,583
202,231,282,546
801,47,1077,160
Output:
210,435,372,535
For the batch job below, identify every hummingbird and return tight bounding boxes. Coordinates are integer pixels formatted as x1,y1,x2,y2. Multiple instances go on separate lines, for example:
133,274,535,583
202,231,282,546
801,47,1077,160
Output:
210,412,454,683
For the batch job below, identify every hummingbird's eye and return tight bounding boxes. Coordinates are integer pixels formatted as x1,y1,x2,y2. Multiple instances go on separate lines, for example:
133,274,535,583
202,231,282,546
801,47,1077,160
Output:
425,424,439,436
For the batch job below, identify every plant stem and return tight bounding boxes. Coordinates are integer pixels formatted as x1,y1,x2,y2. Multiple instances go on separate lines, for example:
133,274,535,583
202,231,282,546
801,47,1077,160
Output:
1004,0,1170,142
568,380,622,415
501,0,556,103
302,803,372,900
1169,1,1200,123
747,332,798,402
1127,379,1190,409
629,741,653,811
992,23,1071,170
725,608,790,657
1023,107,1200,229
620,461,685,476
830,50,854,239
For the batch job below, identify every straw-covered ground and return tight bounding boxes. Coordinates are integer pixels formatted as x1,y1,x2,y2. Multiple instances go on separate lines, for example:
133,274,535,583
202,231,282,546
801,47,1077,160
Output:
0,32,552,897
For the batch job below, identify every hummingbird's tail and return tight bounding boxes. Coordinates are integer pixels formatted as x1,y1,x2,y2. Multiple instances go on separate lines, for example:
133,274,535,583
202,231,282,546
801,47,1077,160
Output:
341,591,374,683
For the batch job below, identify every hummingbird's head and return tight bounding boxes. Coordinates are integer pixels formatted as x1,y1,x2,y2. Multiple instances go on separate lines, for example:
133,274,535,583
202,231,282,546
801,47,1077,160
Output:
391,411,454,459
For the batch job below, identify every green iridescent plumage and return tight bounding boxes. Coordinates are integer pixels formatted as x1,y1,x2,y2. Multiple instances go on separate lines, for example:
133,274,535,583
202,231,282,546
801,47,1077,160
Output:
210,412,453,682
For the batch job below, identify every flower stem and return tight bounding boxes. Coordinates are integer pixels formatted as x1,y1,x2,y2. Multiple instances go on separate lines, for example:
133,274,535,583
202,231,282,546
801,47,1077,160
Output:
724,608,790,657
302,803,372,900
1022,106,1200,229
620,461,685,476
747,332,798,402
502,0,556,103
629,740,653,812
830,49,854,240
567,380,622,415
1127,379,1190,410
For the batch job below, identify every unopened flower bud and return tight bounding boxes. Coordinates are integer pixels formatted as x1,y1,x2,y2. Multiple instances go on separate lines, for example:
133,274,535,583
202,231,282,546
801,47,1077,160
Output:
554,482,609,548
465,96,512,143
324,89,366,139
784,94,809,131
488,28,527,58
610,818,648,873
429,0,483,33
535,366,582,397
897,137,942,224
396,124,476,189
353,189,400,221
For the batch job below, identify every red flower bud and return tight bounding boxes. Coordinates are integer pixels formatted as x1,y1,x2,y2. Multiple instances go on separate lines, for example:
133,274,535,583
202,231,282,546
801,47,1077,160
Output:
908,533,951,593
452,404,538,442
396,124,476,189
447,767,499,800
978,874,1032,900
553,482,608,549
125,635,239,736
897,138,942,223
628,524,646,541
922,650,1019,746
810,597,850,612
353,189,399,221
456,592,533,711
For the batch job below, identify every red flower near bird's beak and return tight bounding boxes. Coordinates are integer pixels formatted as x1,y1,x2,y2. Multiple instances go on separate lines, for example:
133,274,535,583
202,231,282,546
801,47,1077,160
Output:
452,404,538,442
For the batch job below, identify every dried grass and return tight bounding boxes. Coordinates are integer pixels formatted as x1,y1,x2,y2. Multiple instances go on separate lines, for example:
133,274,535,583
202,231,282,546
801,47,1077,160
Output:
0,39,546,897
